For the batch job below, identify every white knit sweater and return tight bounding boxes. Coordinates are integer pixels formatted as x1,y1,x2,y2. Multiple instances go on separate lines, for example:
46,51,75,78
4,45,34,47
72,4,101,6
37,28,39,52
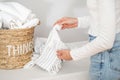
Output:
70,0,120,60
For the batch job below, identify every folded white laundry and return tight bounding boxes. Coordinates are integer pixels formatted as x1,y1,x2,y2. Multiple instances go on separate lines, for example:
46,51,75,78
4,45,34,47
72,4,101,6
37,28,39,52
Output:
0,11,22,29
0,2,31,23
0,2,40,29
19,18,40,29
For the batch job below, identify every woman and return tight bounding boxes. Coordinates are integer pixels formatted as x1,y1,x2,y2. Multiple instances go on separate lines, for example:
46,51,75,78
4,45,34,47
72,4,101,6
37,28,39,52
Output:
54,0,120,80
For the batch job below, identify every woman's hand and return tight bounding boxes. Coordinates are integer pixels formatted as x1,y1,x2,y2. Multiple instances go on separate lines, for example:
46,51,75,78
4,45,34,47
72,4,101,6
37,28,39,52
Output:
54,17,78,30
56,49,72,61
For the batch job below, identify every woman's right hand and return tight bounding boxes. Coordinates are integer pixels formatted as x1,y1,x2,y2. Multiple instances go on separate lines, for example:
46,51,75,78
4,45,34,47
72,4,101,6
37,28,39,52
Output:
54,17,78,30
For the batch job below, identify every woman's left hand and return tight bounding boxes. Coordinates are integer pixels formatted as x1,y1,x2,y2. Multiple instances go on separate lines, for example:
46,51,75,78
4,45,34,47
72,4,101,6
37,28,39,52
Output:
56,49,73,61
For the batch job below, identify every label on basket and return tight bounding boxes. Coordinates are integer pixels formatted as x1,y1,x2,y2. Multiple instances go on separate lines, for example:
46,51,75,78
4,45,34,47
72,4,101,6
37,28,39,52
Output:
6,41,33,56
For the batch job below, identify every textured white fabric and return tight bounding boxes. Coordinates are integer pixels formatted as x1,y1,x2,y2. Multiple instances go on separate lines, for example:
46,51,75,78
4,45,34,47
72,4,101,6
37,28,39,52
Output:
24,38,47,69
77,0,120,35
24,25,67,74
34,38,47,54
0,2,31,23
70,0,118,60
18,18,40,29
0,11,22,29
0,2,39,29
35,25,67,74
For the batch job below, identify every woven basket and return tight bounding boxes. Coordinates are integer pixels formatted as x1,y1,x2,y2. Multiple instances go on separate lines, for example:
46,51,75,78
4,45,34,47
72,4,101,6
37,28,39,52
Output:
0,27,34,69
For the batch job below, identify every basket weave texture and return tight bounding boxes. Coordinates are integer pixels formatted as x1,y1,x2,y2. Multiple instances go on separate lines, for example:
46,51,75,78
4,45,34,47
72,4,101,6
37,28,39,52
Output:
0,27,34,69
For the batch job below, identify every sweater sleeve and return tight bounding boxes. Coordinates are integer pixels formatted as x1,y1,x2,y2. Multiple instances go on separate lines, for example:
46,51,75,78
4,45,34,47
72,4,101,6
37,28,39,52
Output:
77,16,90,28
70,0,116,60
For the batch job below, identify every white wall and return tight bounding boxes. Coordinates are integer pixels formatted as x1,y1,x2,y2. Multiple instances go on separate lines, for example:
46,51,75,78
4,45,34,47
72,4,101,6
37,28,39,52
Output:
2,0,89,42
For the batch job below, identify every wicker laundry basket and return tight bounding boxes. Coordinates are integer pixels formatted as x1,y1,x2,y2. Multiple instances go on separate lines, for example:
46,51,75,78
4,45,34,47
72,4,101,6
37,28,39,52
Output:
0,27,34,69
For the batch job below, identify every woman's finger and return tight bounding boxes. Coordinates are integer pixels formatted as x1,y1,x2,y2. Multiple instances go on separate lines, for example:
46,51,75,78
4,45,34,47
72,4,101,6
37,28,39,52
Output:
62,23,77,29
54,18,65,25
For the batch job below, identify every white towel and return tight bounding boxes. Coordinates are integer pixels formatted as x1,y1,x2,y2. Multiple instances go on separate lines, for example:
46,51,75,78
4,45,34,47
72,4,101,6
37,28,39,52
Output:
19,18,40,29
0,2,31,23
34,25,67,74
0,11,22,29
24,25,66,73
0,2,40,29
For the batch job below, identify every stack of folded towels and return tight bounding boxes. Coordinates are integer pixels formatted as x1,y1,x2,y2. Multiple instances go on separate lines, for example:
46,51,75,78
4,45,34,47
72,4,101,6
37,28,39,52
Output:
0,2,40,29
